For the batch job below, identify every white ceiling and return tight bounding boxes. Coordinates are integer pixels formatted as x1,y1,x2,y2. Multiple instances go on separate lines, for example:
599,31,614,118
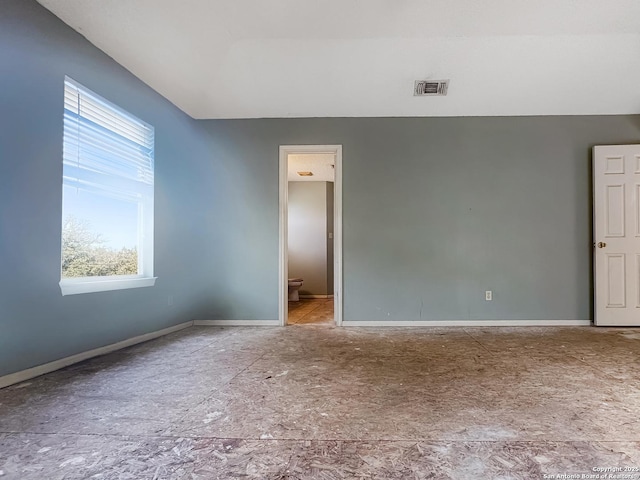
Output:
38,0,640,119
288,154,335,182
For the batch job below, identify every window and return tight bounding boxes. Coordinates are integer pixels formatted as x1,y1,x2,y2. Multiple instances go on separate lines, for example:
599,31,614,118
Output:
59,77,156,295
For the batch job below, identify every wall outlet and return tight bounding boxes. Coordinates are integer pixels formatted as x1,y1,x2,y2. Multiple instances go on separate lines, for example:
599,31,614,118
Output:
485,290,492,301
168,295,174,306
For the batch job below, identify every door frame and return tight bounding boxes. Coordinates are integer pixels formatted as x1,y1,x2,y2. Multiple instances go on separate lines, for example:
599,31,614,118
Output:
279,145,343,327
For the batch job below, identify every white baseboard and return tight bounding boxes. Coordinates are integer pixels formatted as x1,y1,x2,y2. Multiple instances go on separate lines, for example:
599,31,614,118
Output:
299,294,333,299
1,317,592,389
341,319,592,327
194,319,281,326
0,321,193,390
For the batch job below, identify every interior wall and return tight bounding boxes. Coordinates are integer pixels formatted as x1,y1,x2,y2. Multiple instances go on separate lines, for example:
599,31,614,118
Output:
326,182,335,296
288,182,328,296
199,116,640,322
0,0,217,377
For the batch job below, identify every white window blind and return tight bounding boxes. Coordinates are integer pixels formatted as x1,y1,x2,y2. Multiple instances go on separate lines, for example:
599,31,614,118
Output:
63,78,154,203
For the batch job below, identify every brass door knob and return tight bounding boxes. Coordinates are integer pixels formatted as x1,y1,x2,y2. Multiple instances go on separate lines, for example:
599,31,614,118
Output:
597,242,607,248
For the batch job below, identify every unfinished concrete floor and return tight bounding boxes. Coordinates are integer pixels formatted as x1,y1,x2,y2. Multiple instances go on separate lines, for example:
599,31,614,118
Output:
1,325,640,479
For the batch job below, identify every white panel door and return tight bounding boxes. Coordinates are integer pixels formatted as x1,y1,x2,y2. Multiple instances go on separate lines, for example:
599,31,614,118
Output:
594,145,640,326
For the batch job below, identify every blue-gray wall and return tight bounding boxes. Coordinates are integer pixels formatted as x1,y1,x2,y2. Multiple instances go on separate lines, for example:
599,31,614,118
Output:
199,116,640,322
288,181,329,296
327,182,334,296
0,0,216,376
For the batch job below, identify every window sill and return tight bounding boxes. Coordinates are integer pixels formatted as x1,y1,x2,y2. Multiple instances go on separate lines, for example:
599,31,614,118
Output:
59,276,157,296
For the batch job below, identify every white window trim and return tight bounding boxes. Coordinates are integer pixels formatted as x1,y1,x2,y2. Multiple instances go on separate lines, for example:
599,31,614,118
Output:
60,276,157,296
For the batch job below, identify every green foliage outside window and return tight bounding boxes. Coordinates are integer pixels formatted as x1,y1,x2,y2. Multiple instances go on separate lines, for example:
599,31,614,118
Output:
61,216,138,278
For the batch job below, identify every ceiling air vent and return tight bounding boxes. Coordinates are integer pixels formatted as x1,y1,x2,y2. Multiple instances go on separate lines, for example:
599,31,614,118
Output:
414,80,449,96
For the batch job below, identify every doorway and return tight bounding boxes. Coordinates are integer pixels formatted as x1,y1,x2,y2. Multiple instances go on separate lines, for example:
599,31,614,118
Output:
279,145,343,326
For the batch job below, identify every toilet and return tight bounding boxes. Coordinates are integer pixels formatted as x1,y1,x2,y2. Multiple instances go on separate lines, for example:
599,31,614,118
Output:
288,278,304,301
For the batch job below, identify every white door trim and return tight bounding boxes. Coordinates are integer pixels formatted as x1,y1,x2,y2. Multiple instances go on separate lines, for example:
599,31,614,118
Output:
279,145,343,327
